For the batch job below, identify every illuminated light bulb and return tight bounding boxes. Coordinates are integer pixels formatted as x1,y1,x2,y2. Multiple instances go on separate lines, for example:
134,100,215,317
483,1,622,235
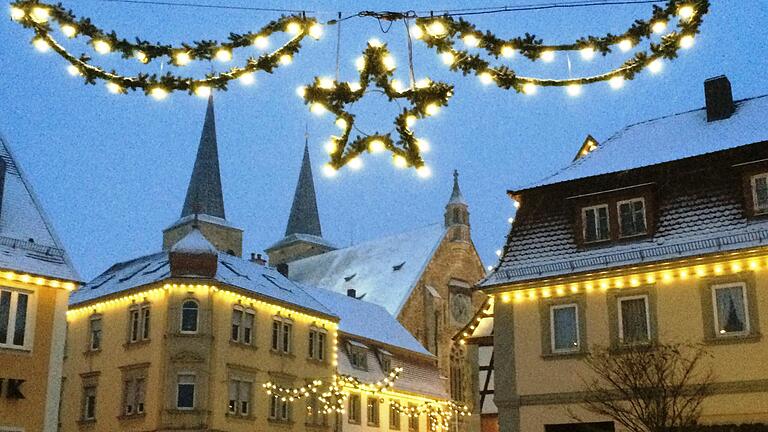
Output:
410,24,423,39
286,21,302,35
348,157,363,170
609,76,625,89
67,64,81,76
10,6,24,20
417,165,431,178
322,164,338,177
295,86,306,98
415,78,431,89
415,138,429,153
652,20,667,34
565,84,581,97
30,6,50,23
507,217,514,224
679,34,694,49
519,82,536,95
318,77,335,89
714,264,724,275
440,51,456,65
382,54,396,71
174,51,191,66
405,115,417,128
369,139,385,153
279,54,292,65
540,50,555,62
134,50,148,63
150,87,168,100
678,5,695,20
513,200,521,209
427,21,447,37
648,59,663,73
501,45,515,58
495,249,502,257
239,72,255,86
478,71,494,85
618,39,633,52
91,39,111,55
309,23,323,40
335,118,348,130
253,35,269,49
33,37,50,52
462,34,480,48
580,47,595,60
355,56,366,71
324,140,337,154
106,82,122,94
487,265,494,271
347,81,362,92
424,103,440,116
389,79,406,93
61,24,78,38
194,86,211,98
368,38,383,48
215,48,232,62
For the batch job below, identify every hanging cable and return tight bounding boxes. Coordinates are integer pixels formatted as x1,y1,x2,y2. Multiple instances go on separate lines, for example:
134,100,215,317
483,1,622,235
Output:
335,12,341,81
403,17,416,89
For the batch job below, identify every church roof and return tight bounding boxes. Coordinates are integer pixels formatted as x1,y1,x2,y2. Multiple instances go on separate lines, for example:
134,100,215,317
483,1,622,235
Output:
181,94,226,219
0,131,79,282
448,170,467,205
285,143,322,237
70,251,335,319
288,224,447,315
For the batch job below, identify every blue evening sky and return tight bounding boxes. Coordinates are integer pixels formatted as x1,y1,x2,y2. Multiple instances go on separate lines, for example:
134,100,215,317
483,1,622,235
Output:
1,0,766,280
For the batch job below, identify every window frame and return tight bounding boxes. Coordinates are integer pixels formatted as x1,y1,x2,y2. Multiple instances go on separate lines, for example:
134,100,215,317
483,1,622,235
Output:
180,299,199,334
389,401,401,430
750,172,768,214
228,378,252,417
711,282,751,338
82,385,97,421
176,373,196,410
581,204,610,243
308,327,327,361
348,393,361,424
271,316,293,354
269,394,291,422
616,197,648,238
407,404,419,431
549,303,581,354
367,396,380,426
0,288,34,351
88,315,103,351
617,295,651,345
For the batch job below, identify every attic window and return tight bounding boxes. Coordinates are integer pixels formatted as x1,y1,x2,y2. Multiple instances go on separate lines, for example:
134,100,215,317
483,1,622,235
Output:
347,342,368,370
751,173,768,214
344,273,357,282
262,274,292,292
377,349,393,373
392,262,406,271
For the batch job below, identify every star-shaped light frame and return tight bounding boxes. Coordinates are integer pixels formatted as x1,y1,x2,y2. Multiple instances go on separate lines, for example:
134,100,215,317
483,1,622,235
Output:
300,41,453,175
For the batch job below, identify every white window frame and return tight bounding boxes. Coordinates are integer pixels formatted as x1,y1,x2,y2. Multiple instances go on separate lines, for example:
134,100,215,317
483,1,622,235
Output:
180,300,199,334
617,295,651,344
0,288,35,351
269,394,290,421
271,316,293,353
549,303,580,353
308,327,327,361
231,306,243,342
711,282,751,337
176,373,196,410
616,198,648,238
231,307,255,345
228,378,252,417
582,204,610,243
751,173,768,214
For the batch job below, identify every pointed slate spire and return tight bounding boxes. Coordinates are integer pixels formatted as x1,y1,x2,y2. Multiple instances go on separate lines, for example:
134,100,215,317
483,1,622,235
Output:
285,141,322,237
448,169,467,205
181,94,226,219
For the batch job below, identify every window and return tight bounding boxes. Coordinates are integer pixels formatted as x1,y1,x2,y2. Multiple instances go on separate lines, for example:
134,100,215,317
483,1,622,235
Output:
367,397,380,426
618,296,650,344
306,396,328,426
550,304,580,352
751,173,768,213
450,365,463,401
349,345,368,370
181,300,199,333
582,205,610,243
0,289,30,349
122,377,146,416
712,283,750,337
232,308,242,341
348,394,361,423
617,198,647,237
380,354,392,373
129,304,151,343
243,310,254,344
308,328,326,360
408,405,419,431
141,306,150,340
389,402,401,430
82,386,97,420
271,317,292,353
228,379,252,416
269,394,291,421
89,316,102,351
176,374,196,410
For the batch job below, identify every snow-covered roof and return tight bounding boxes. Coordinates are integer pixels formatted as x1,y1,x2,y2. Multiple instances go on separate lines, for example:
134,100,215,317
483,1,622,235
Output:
518,95,768,191
170,228,217,255
164,213,240,231
265,232,336,252
288,224,447,315
306,287,431,356
70,251,335,319
0,132,79,282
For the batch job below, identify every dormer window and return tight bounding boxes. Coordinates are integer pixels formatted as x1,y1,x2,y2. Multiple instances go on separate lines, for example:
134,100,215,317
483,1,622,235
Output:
347,341,368,370
617,198,648,237
377,349,393,373
751,173,768,214
582,205,609,243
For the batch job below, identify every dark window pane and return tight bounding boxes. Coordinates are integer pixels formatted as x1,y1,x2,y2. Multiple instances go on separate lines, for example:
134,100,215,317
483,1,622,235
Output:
142,308,150,339
181,301,198,332
620,298,649,343
715,286,747,335
12,293,27,346
0,291,11,344
271,321,280,350
755,176,768,210
584,209,597,242
552,306,578,351
177,383,195,408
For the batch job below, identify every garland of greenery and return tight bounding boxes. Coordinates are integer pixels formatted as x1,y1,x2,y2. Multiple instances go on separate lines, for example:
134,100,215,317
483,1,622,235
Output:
10,0,319,95
413,0,709,91
390,399,472,431
300,41,453,173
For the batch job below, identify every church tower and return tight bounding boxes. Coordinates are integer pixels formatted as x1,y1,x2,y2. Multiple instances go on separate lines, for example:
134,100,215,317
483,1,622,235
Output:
445,170,470,242
265,142,335,266
162,95,243,256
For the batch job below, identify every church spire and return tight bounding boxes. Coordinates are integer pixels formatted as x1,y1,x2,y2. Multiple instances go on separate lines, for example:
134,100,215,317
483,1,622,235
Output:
285,140,322,237
181,94,225,219
445,170,470,240
448,169,467,206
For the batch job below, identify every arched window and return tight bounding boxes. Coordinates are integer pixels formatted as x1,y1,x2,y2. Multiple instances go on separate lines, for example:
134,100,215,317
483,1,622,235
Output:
181,300,199,333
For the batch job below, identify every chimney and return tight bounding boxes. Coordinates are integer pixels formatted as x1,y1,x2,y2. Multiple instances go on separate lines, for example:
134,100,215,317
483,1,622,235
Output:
347,288,357,298
250,253,267,266
704,75,735,122
276,262,289,277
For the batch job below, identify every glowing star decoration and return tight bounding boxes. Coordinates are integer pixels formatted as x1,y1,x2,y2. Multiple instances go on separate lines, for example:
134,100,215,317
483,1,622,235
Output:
301,41,452,173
